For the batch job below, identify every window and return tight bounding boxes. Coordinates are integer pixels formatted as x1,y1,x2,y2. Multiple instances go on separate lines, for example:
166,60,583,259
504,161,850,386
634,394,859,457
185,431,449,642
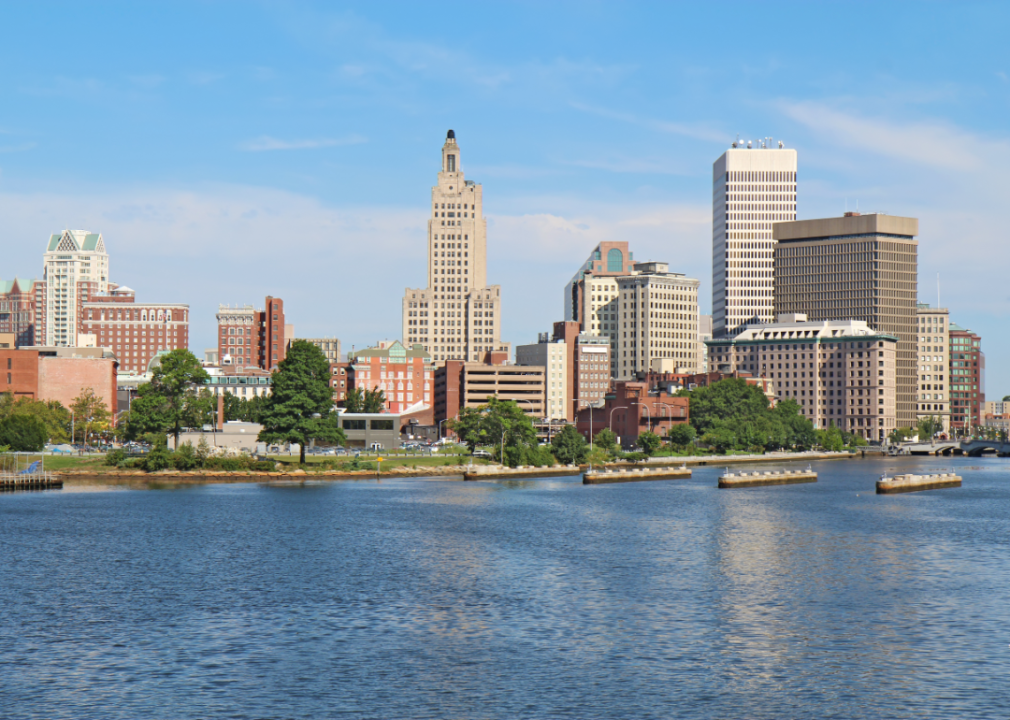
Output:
370,419,394,430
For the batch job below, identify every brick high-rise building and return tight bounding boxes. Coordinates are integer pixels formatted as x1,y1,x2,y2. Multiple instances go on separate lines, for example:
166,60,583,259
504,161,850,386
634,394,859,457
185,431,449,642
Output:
712,140,797,338
0,277,43,347
773,213,919,427
81,287,189,374
42,230,110,347
402,130,510,364
949,324,983,433
216,296,286,371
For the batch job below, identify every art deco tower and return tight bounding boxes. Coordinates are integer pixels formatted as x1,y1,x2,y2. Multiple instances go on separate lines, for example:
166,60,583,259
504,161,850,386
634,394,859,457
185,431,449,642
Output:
402,130,510,363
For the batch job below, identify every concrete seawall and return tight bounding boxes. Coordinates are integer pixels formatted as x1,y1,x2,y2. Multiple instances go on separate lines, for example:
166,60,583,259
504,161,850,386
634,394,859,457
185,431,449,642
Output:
718,469,817,488
583,466,691,485
876,473,962,494
463,466,582,481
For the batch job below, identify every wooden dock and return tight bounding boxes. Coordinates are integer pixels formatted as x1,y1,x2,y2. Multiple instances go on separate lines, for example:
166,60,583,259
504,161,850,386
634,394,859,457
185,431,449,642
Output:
876,473,961,494
0,472,63,491
718,469,817,488
583,466,691,484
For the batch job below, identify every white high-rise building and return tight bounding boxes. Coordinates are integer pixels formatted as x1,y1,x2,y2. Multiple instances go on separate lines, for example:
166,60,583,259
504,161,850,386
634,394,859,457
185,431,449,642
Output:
42,230,109,346
402,130,510,364
712,139,797,338
917,303,950,434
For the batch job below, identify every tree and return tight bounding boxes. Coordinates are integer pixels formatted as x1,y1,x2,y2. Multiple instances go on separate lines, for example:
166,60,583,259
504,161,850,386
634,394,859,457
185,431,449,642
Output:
447,396,537,465
362,388,386,413
917,415,942,441
701,428,736,454
125,349,210,448
0,393,71,444
688,378,771,434
888,426,914,444
665,423,696,449
817,425,844,452
637,430,662,456
593,427,618,455
257,340,347,464
773,399,816,450
0,414,47,451
343,387,364,413
551,424,588,464
70,388,112,446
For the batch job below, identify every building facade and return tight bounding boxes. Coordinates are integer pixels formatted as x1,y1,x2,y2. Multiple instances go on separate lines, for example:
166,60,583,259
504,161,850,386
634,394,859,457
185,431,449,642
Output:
773,213,918,427
916,304,950,433
333,341,434,415
81,287,189,375
616,262,701,380
0,277,42,347
574,381,689,449
1,346,118,421
712,141,797,338
42,230,110,347
216,296,286,371
299,337,341,363
949,323,983,433
401,130,510,363
706,315,898,440
516,336,569,421
434,358,545,425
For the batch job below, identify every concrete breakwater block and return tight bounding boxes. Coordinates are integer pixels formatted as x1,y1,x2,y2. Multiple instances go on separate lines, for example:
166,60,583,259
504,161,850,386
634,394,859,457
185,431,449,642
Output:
582,466,691,485
718,469,817,488
463,465,582,481
876,473,962,494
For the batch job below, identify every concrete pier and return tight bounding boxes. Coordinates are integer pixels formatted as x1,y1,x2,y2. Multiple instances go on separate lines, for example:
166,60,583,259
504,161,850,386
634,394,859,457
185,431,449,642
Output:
0,473,63,491
876,473,961,494
463,465,581,481
718,469,817,488
583,466,691,485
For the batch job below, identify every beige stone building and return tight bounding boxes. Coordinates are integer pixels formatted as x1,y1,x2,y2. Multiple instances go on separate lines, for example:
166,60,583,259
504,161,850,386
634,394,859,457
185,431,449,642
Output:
916,304,950,433
434,359,545,424
298,337,341,363
707,315,898,440
773,212,918,427
616,262,700,380
712,141,798,338
516,336,569,420
402,130,510,364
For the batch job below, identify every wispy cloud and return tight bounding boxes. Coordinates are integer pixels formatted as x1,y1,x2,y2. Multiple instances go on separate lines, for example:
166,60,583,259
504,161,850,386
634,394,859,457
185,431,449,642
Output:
563,156,687,175
0,142,36,153
570,102,727,143
239,134,367,152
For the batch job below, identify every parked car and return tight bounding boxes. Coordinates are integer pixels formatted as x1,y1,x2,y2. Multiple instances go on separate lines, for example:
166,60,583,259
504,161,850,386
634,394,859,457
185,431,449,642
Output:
472,449,492,459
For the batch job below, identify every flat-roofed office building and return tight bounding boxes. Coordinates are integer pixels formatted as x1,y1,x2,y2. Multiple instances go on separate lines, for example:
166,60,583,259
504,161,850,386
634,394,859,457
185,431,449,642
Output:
773,212,918,427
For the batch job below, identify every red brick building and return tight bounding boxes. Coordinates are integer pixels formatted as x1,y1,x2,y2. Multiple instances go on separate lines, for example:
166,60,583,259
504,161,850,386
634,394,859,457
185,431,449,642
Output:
333,341,434,417
217,296,286,371
949,324,984,432
434,354,546,428
0,277,42,347
81,287,189,374
575,381,689,449
1,347,118,421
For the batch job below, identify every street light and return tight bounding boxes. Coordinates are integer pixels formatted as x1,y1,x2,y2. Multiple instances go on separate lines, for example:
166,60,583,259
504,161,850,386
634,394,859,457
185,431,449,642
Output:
573,399,594,456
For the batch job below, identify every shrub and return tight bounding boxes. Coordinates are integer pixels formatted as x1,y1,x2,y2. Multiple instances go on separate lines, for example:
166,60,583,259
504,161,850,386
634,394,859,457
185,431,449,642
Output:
252,460,275,472
0,414,47,452
205,456,243,471
173,443,199,470
105,449,126,466
142,446,174,472
623,452,648,463
637,431,662,456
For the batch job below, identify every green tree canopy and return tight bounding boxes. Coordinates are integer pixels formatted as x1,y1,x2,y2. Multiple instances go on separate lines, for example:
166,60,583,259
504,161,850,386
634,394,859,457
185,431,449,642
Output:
701,427,736,454
917,415,943,440
343,387,386,414
665,423,696,448
70,388,112,445
448,396,537,465
637,430,662,456
0,414,47,451
125,349,210,447
817,425,844,452
593,427,618,455
0,392,70,444
551,424,587,464
257,340,346,464
689,378,771,434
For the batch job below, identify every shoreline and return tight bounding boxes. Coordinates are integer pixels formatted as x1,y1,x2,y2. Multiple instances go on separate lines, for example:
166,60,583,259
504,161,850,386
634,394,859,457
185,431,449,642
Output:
50,450,963,489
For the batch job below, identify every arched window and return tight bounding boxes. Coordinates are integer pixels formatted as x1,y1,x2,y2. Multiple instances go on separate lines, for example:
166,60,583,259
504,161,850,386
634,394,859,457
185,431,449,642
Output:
607,248,623,272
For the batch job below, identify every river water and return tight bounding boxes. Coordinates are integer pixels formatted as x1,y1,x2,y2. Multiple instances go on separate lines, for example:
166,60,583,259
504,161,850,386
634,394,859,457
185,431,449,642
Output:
2,456,1009,719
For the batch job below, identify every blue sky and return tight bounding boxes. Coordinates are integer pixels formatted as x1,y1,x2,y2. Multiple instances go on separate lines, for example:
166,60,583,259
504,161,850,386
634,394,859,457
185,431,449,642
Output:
1,2,1008,394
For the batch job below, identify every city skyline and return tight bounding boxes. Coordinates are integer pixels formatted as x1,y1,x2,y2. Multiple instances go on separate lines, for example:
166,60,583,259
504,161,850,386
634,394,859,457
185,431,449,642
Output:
0,3,1007,394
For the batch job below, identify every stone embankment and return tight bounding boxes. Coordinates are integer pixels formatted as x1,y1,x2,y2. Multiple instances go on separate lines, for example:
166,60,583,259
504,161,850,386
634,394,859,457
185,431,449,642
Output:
718,469,817,488
876,473,962,494
583,465,691,485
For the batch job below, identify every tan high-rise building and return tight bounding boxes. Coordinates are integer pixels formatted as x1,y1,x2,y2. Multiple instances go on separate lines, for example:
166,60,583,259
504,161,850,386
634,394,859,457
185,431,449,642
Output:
773,212,918,427
616,262,700,380
712,140,798,338
916,304,950,434
402,130,510,364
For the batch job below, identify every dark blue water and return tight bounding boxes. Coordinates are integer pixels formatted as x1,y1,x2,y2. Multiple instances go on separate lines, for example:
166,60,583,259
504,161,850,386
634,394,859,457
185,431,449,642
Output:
2,457,1009,719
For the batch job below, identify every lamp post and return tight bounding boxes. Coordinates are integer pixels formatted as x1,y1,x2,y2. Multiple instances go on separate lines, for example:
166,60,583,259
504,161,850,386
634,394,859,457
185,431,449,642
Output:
573,399,594,455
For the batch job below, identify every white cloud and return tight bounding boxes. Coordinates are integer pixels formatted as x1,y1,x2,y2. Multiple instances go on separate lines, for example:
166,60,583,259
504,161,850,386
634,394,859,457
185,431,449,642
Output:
0,142,35,153
570,102,728,143
239,134,368,151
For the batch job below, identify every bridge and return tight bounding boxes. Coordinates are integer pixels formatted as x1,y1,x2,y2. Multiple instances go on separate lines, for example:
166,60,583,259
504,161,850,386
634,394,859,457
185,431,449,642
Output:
900,440,1010,457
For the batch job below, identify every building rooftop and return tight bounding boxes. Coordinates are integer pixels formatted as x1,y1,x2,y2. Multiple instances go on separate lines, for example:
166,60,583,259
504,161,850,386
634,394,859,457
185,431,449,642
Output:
773,213,919,242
